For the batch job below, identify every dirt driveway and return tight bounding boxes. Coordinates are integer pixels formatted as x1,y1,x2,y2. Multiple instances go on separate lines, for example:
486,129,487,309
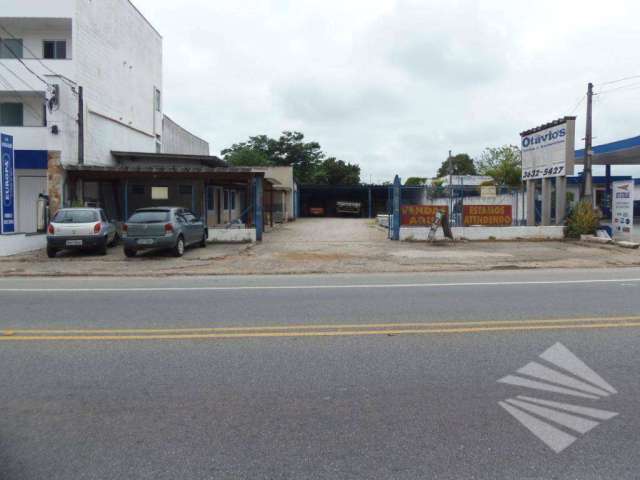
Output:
1,218,639,276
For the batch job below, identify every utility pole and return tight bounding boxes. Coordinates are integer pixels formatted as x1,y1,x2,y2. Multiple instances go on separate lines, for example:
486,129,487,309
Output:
582,82,593,201
77,85,84,165
447,150,453,221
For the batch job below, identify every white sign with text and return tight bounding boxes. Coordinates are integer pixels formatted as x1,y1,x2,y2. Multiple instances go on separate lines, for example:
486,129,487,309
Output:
521,119,575,180
612,180,634,241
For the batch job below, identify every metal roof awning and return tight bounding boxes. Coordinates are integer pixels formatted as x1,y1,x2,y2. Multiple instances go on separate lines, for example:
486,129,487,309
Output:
575,135,640,165
64,164,256,174
111,151,227,168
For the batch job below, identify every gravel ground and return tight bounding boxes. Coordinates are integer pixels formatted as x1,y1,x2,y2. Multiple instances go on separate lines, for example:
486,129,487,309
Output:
1,218,638,276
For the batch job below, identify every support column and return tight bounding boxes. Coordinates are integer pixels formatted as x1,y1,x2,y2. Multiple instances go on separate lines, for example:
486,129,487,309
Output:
541,177,552,225
526,180,536,226
604,164,612,217
391,175,401,240
123,180,128,220
555,176,567,225
253,176,263,241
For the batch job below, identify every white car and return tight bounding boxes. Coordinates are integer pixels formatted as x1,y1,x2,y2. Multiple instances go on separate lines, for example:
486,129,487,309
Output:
46,208,119,258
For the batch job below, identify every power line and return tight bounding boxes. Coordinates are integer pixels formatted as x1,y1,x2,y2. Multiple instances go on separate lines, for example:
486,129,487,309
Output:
0,60,48,95
568,94,586,114
598,81,640,95
598,74,640,87
0,60,82,122
0,71,47,123
0,39,51,87
0,24,77,91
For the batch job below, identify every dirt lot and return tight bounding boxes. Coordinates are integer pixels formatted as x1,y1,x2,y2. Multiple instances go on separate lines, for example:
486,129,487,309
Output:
1,218,639,276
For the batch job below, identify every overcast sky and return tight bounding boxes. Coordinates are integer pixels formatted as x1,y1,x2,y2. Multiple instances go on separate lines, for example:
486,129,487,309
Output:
135,0,640,182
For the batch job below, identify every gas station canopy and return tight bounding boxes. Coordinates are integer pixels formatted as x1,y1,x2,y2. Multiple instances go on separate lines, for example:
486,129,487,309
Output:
575,135,640,165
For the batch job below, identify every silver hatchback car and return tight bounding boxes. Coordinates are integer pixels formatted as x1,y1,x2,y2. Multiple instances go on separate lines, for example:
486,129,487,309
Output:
122,207,207,257
47,208,119,258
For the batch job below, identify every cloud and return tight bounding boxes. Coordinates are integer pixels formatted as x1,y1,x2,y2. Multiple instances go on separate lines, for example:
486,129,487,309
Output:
133,0,640,183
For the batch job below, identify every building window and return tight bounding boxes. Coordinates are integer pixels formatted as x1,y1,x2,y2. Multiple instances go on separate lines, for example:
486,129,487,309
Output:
178,184,193,196
154,88,161,112
131,184,145,195
0,103,24,126
0,38,23,59
151,186,169,200
43,40,67,59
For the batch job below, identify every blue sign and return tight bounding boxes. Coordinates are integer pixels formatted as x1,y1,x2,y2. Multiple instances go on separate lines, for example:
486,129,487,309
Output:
1,133,15,234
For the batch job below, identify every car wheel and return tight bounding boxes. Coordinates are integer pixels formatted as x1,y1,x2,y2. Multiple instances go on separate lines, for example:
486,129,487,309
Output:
124,248,137,258
46,247,58,258
199,230,207,248
173,235,185,257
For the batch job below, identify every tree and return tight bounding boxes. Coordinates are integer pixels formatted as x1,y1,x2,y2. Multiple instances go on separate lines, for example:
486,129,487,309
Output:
224,146,271,167
475,145,522,187
222,131,361,184
436,153,476,178
314,157,360,185
404,177,428,186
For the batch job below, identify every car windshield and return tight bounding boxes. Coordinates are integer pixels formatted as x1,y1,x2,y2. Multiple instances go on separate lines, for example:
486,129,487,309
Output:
127,210,170,223
53,210,99,223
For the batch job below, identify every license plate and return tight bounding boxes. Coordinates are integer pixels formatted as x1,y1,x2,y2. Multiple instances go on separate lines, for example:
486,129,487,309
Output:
66,240,82,246
137,239,154,245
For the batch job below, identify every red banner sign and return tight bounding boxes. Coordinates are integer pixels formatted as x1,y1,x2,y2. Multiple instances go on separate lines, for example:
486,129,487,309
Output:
401,205,448,226
463,205,512,226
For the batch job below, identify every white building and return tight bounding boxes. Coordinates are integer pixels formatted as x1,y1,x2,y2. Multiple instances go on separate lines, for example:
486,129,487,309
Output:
0,0,208,240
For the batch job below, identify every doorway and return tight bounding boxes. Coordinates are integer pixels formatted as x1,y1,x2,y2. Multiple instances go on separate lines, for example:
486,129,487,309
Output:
17,176,46,233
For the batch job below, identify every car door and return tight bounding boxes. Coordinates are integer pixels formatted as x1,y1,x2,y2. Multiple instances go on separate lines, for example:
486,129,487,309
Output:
183,211,202,245
174,210,189,243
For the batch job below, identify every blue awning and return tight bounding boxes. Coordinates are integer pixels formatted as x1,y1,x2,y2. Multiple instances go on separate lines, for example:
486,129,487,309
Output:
575,136,640,165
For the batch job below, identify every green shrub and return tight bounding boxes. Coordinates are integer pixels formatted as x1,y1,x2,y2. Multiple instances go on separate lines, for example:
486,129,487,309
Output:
566,200,600,238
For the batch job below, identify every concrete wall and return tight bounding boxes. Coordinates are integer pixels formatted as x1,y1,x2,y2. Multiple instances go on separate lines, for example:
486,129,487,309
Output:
261,166,294,220
75,0,162,165
162,115,209,156
400,225,565,241
0,233,46,256
207,227,256,243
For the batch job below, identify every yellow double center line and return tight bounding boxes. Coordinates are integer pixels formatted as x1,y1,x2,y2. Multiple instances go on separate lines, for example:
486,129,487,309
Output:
2,316,640,341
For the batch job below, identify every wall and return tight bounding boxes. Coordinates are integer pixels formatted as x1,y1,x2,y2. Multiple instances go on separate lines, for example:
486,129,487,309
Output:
207,227,256,243
124,179,205,219
262,166,294,220
400,225,565,241
0,233,46,256
162,115,209,155
1,0,75,18
0,126,48,150
74,0,162,165
0,92,46,126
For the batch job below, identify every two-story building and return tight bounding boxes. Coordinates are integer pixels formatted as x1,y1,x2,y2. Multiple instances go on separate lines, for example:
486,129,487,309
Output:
0,0,277,255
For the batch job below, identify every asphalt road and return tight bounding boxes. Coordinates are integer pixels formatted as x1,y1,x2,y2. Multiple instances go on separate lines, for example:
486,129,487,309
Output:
1,268,639,479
